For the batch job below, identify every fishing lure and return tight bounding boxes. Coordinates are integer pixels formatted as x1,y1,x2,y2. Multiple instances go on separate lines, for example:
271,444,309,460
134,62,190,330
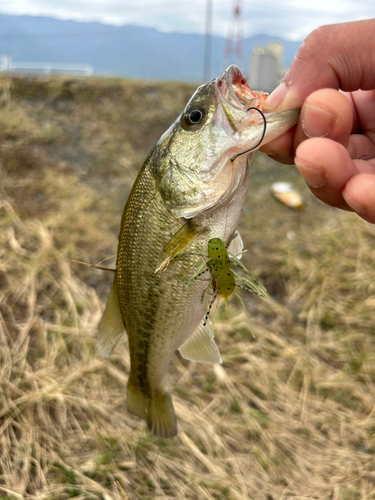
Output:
177,234,268,337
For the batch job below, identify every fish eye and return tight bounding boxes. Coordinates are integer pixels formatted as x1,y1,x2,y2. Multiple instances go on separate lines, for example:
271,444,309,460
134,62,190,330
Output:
182,106,206,129
187,109,203,124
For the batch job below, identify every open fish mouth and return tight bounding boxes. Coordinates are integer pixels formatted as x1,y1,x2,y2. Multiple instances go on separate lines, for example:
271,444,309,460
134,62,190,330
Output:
215,64,299,142
216,65,267,111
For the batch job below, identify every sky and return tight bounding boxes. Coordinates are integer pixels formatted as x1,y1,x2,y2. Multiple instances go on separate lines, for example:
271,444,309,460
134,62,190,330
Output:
0,0,373,41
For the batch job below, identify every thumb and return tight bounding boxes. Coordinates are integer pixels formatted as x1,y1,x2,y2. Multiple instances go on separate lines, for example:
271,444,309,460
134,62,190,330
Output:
264,19,375,112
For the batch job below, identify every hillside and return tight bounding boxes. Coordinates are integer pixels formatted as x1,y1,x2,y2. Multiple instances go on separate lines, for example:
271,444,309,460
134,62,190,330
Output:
0,13,302,81
0,74,375,499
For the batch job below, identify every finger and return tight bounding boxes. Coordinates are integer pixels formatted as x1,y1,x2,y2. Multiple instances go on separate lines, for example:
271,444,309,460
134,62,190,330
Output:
348,134,375,161
352,159,375,174
294,89,353,149
262,88,353,164
264,20,375,112
259,126,296,164
343,174,375,224
294,137,359,210
350,89,375,142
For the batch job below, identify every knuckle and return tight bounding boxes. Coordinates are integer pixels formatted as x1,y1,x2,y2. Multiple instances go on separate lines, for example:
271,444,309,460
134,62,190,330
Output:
298,26,329,61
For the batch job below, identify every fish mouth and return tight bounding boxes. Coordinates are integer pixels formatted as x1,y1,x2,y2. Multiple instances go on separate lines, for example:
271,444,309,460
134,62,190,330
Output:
216,65,266,111
216,64,300,146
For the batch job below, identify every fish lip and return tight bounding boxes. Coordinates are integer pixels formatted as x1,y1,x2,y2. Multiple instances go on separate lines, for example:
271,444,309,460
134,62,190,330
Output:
216,65,261,110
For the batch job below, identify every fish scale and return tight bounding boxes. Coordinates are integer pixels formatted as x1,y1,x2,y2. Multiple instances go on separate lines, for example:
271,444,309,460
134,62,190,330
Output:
98,65,300,437
116,158,209,418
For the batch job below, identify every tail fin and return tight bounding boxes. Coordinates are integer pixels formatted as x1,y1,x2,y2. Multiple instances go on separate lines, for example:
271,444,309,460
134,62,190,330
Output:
127,383,177,438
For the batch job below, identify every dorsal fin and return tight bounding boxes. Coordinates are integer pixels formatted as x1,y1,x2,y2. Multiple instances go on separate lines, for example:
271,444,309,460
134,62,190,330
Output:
97,280,126,357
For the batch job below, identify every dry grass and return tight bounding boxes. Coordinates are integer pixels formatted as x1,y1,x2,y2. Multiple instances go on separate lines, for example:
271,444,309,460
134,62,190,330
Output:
0,74,375,500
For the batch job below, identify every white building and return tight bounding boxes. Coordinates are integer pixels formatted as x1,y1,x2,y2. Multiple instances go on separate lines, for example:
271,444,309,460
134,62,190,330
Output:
248,42,286,93
0,55,93,76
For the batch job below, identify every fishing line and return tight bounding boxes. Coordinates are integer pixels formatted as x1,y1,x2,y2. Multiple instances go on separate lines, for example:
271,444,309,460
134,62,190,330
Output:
224,126,237,238
231,106,267,162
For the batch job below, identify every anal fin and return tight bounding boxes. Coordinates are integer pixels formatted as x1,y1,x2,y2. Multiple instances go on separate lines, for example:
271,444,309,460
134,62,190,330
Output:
178,320,222,364
97,280,126,357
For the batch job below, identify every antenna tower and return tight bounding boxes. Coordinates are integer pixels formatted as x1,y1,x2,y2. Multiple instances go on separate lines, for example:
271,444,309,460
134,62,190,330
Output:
224,0,243,62
203,0,213,81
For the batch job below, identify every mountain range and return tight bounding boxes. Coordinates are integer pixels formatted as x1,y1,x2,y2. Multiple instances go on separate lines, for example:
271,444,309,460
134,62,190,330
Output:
0,13,302,82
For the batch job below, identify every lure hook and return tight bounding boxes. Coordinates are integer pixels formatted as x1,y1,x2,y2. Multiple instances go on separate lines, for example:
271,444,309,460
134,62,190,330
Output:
231,106,267,162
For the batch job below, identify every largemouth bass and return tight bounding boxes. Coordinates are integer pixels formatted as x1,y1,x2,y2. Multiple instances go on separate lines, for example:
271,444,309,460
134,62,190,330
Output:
98,65,299,438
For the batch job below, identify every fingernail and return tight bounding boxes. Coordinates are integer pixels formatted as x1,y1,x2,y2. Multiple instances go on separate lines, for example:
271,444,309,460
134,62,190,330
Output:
301,104,336,138
264,82,286,111
342,193,367,215
295,158,325,188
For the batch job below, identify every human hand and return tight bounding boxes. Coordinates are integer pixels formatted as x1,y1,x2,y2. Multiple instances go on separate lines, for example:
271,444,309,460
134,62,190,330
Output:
260,19,375,223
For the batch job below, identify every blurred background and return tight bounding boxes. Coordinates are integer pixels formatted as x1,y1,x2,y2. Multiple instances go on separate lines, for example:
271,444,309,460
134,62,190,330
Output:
0,2,375,500
0,0,373,86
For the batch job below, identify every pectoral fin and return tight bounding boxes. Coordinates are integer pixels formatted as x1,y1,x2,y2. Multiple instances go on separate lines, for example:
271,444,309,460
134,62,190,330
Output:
178,321,222,364
227,231,244,259
97,280,126,357
155,220,206,272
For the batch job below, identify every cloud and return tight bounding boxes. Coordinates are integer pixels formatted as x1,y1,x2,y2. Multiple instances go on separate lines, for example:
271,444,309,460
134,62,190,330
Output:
0,0,373,41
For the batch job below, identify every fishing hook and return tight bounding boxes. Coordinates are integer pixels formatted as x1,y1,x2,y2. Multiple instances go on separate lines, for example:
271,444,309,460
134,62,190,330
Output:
231,106,267,162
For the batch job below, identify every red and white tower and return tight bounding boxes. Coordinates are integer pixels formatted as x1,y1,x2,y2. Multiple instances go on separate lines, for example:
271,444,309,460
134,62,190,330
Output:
223,0,244,63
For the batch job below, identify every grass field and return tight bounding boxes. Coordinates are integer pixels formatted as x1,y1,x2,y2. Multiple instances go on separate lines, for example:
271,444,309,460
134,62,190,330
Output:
0,74,375,500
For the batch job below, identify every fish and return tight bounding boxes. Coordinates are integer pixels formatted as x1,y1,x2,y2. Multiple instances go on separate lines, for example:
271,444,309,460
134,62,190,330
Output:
97,65,299,438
